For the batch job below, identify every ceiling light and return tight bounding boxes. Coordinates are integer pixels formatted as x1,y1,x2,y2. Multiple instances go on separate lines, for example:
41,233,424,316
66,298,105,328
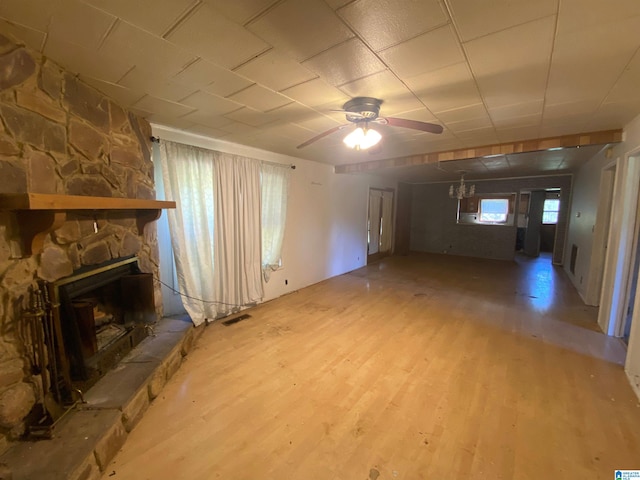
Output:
343,125,381,150
449,172,475,200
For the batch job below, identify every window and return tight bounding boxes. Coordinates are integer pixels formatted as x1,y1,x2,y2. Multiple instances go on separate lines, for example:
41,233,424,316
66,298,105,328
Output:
479,198,509,223
543,199,560,224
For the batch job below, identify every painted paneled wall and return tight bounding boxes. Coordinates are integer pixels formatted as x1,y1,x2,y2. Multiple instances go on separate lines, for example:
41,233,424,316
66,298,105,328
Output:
410,176,571,262
151,125,395,307
563,148,612,302
620,114,640,399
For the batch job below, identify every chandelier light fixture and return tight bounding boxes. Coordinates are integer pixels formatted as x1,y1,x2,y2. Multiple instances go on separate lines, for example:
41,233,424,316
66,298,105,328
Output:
449,172,475,200
343,124,382,150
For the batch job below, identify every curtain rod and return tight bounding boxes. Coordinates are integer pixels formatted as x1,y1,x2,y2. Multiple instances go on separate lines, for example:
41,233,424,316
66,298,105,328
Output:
150,136,295,170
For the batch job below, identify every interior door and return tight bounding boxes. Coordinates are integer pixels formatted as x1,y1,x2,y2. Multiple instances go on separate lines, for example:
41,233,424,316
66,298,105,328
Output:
368,190,382,255
524,190,545,257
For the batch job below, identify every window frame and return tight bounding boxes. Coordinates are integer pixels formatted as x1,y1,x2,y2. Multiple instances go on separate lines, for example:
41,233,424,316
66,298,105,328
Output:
457,193,516,226
542,198,560,225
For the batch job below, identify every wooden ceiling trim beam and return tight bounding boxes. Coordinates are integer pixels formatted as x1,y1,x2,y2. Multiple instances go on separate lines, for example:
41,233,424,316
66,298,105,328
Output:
334,129,623,174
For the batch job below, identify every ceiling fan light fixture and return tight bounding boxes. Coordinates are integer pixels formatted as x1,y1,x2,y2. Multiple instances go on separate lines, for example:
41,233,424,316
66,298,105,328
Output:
343,126,381,150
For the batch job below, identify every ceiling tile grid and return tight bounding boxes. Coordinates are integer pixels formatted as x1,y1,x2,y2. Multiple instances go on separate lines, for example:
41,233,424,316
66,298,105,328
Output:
0,0,637,178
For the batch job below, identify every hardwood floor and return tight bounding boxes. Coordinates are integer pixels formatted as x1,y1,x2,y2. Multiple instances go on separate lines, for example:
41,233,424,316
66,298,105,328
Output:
102,253,640,480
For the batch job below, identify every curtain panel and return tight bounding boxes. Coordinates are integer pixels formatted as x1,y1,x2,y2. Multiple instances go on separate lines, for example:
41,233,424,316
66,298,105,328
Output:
159,141,265,326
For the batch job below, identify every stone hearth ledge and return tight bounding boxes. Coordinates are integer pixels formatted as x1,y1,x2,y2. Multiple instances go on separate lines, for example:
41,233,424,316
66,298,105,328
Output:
0,314,203,480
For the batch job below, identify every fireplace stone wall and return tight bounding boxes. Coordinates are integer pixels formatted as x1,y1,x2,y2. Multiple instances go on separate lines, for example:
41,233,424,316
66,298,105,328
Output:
0,33,162,450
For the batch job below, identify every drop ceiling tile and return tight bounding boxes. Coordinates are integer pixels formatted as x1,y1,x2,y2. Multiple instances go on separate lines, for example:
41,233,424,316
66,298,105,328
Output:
542,99,599,120
447,115,494,133
224,106,281,126
338,0,448,51
303,38,386,87
406,63,484,115
187,124,230,139
146,114,197,131
228,84,292,112
491,112,541,129
80,76,145,106
377,94,425,116
436,103,488,123
545,15,640,105
448,0,557,42
465,16,555,109
262,123,316,142
179,110,233,129
204,0,278,24
488,100,544,123
0,19,46,52
180,91,243,115
167,3,269,68
218,121,259,135
48,1,115,49
603,49,640,104
267,101,322,125
44,35,133,83
496,126,541,143
247,0,353,62
378,25,464,78
391,108,438,123
0,0,62,31
295,114,344,133
101,21,196,75
586,100,640,130
118,67,198,102
133,95,195,117
234,50,317,92
84,0,197,36
557,0,640,36
173,59,253,97
339,69,406,99
281,78,349,108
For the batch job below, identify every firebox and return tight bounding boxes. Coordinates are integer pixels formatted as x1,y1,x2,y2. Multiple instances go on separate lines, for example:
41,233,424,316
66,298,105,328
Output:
47,256,155,403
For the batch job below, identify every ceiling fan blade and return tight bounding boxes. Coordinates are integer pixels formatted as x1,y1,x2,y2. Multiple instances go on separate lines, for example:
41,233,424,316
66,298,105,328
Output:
296,124,351,149
381,116,444,134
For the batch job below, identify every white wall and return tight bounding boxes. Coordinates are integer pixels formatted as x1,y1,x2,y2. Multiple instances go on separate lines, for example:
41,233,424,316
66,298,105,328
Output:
563,147,611,301
151,125,395,306
622,114,640,399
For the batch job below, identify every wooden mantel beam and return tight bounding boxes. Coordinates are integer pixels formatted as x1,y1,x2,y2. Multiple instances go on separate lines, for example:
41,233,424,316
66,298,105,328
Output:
334,129,623,174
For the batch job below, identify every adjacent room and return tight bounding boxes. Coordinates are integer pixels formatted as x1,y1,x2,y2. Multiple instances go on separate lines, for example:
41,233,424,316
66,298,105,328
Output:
0,0,639,478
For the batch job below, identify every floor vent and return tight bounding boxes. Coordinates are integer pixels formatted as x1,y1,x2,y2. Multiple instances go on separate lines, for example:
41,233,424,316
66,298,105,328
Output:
570,244,578,274
222,314,252,326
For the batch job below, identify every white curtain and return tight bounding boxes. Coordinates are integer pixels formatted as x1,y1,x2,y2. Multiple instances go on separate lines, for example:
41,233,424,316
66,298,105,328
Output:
261,164,290,281
159,141,264,326
368,190,382,255
380,191,394,252
213,153,264,309
159,141,216,325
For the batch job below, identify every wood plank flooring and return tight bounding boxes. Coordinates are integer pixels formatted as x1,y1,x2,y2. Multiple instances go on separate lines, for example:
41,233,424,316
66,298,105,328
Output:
102,253,640,480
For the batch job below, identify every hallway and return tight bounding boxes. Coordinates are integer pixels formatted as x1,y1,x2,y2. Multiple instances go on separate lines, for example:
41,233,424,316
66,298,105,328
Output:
103,253,638,479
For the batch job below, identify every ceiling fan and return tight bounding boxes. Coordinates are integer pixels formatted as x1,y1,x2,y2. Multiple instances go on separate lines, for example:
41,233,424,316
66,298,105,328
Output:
296,97,443,151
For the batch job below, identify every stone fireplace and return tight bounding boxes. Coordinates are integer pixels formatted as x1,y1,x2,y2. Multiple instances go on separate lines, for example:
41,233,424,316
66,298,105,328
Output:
0,32,162,451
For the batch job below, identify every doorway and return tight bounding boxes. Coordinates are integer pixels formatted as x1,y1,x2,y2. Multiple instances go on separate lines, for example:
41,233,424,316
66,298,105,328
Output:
368,188,394,262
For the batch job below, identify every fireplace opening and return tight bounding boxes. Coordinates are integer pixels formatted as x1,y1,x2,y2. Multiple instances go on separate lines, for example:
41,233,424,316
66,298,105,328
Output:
53,256,155,398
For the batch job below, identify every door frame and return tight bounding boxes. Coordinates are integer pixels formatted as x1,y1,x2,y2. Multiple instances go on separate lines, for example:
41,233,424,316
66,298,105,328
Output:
598,149,640,336
585,161,617,305
367,187,395,263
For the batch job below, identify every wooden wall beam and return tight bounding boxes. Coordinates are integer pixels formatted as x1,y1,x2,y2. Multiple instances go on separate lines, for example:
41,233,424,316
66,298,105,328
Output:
334,129,623,174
